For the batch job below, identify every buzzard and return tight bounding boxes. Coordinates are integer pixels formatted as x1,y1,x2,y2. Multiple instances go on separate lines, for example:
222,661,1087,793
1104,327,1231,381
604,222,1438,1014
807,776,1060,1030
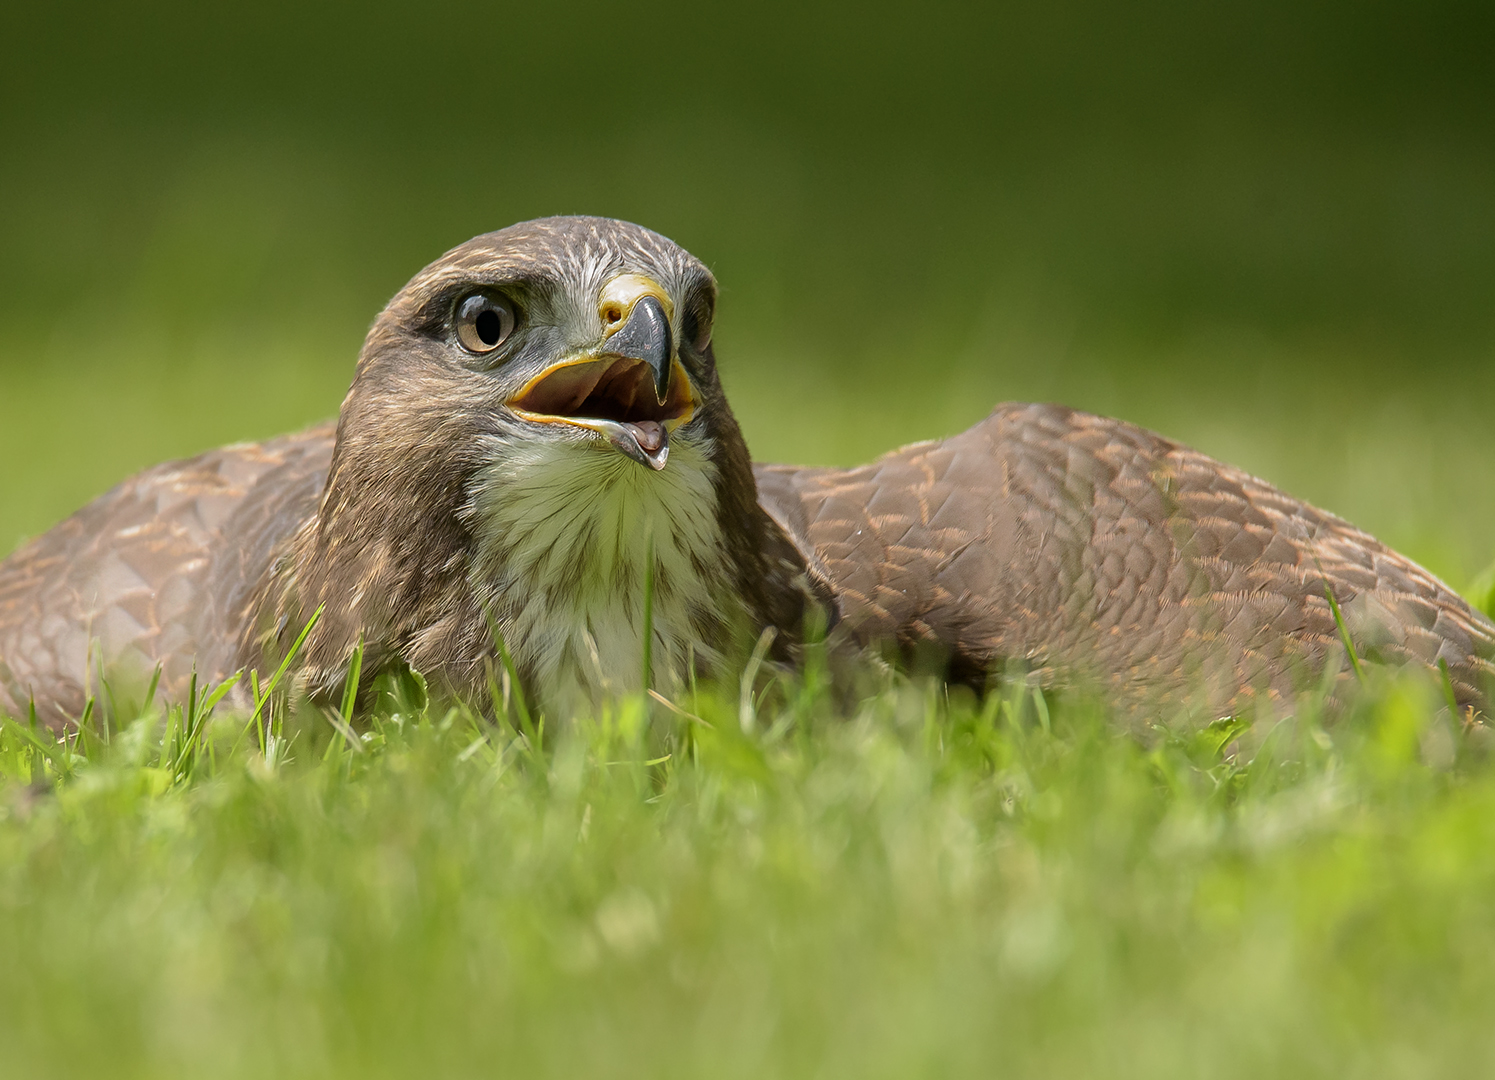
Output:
1,216,1491,727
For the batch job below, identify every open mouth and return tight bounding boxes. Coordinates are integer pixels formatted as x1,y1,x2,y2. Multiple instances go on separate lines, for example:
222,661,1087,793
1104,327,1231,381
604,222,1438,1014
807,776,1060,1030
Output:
508,356,696,471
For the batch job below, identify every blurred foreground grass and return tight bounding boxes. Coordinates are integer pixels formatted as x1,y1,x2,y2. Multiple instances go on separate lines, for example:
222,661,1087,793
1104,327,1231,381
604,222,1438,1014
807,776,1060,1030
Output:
5,655,1495,1078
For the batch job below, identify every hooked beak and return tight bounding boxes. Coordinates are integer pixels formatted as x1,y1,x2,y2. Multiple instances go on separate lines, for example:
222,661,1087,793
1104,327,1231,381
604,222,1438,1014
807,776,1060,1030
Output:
603,294,673,403
506,276,695,471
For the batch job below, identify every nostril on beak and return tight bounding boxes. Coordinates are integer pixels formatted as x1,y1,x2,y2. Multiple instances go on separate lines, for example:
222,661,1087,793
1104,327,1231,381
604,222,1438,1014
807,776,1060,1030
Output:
598,274,673,338
599,295,673,403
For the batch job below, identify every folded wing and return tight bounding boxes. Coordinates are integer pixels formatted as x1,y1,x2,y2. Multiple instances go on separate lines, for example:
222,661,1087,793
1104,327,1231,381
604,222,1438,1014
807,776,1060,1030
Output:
756,402,1495,718
0,426,334,724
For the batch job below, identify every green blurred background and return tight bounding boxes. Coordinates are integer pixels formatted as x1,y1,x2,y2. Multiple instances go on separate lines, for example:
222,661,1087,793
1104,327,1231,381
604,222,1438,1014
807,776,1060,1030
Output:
2,0,1492,584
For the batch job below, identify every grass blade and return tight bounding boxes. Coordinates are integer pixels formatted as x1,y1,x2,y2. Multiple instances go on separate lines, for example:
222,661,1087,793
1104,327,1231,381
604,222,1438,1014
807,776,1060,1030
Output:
641,528,655,696
341,636,365,721
1323,581,1365,685
142,664,163,714
323,706,365,753
0,715,66,773
485,611,533,736
739,626,777,733
248,605,325,731
1437,657,1463,719
200,670,244,716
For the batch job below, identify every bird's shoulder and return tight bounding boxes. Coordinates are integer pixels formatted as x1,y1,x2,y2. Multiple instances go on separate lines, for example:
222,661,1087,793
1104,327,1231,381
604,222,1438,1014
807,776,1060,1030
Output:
753,403,1094,642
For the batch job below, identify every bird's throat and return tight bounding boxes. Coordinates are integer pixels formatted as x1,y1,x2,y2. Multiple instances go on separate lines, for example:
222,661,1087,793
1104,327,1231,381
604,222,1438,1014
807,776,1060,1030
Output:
464,431,731,715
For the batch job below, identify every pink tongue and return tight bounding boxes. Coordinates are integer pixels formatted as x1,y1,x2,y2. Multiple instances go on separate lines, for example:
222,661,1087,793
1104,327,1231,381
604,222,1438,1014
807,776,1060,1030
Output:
628,420,666,453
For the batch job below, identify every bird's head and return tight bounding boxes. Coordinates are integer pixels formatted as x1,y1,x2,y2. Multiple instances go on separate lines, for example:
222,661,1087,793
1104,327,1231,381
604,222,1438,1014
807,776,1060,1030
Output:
333,216,729,487
307,217,772,639
252,217,824,704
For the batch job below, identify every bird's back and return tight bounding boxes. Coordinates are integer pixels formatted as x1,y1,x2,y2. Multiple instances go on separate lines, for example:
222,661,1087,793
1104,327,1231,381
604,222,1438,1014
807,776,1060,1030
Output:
756,402,1495,718
0,425,334,724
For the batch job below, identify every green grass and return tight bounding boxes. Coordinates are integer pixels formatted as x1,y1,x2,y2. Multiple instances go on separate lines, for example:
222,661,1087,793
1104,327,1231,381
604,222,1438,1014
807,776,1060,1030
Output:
5,653,1495,1078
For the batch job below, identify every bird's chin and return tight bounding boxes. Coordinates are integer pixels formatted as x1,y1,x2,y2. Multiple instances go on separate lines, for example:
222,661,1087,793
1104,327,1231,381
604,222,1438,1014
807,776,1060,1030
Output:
507,354,697,472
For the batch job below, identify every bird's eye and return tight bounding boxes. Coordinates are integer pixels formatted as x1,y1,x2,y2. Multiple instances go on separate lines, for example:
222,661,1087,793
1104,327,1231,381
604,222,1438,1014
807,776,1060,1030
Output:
455,293,517,354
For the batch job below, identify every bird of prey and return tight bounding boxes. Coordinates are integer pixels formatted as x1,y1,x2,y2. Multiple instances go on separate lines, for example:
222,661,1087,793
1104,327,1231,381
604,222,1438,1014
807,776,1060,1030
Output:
1,216,1491,728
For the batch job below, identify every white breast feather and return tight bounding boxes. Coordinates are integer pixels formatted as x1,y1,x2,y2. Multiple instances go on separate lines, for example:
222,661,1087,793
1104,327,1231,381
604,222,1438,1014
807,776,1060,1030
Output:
466,432,730,717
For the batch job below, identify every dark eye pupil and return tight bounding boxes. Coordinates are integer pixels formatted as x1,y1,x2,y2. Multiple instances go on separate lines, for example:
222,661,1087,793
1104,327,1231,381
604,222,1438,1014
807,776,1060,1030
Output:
475,308,502,346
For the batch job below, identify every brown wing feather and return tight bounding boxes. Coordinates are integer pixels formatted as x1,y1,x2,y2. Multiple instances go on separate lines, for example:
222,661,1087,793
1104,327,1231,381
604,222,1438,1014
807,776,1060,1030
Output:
756,402,1495,718
0,426,334,725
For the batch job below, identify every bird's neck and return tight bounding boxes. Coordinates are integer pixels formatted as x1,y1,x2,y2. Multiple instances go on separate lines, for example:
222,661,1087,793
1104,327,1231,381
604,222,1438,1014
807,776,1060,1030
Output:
243,412,816,716
463,430,737,715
